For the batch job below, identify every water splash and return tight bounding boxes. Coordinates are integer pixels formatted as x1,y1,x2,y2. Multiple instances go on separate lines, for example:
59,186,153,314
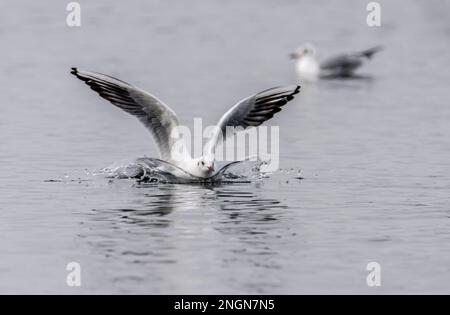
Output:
44,158,303,185
100,157,268,184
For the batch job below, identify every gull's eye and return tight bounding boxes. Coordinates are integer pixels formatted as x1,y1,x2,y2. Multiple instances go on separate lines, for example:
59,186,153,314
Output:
201,161,205,165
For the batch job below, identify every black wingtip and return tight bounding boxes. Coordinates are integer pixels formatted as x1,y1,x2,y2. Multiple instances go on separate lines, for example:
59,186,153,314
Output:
70,67,78,75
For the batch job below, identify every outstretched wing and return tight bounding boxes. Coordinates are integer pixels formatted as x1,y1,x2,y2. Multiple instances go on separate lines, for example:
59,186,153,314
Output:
70,68,188,163
205,85,300,157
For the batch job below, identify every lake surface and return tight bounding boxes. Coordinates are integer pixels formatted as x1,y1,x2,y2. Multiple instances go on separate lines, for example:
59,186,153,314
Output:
1,0,450,294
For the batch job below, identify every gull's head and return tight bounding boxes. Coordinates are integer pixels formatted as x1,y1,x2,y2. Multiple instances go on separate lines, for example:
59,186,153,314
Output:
290,43,317,60
195,157,215,177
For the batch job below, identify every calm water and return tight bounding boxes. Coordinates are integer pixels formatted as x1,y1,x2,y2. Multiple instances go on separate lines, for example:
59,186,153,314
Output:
1,0,450,294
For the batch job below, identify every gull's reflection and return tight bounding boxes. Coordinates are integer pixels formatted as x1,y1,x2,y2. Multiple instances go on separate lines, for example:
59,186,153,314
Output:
88,182,287,236
90,184,210,228
215,187,286,224
81,182,288,289
212,186,288,261
321,73,375,81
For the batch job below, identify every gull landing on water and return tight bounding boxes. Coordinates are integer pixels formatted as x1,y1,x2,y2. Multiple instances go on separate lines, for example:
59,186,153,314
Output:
290,44,383,81
70,68,300,179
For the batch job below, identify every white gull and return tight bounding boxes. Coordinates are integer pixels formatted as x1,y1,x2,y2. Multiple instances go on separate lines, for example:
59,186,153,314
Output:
71,68,300,179
290,43,383,81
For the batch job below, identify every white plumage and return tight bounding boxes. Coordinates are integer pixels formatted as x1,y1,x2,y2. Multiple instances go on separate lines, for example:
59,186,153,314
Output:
71,68,300,178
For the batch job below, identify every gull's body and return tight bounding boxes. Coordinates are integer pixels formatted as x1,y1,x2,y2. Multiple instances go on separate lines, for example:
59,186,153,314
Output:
295,54,320,82
71,68,300,179
290,44,383,81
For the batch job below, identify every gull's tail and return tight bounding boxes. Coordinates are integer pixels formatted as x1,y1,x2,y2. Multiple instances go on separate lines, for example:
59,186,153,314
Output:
357,45,384,59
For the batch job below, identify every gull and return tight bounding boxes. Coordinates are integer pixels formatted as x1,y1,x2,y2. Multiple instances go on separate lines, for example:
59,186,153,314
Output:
290,43,383,81
71,68,300,179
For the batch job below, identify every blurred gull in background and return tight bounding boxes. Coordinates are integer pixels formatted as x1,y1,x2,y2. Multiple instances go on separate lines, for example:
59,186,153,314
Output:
290,43,383,81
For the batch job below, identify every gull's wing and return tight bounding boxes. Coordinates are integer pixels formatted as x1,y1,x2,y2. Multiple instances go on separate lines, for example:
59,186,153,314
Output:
205,85,300,157
70,68,188,163
320,54,363,72
320,46,383,73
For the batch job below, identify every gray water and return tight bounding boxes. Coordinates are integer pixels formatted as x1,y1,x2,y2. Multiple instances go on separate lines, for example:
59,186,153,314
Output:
1,0,450,294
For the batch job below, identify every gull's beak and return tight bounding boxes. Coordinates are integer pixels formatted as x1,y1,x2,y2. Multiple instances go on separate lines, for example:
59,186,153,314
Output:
289,52,299,59
208,165,215,172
